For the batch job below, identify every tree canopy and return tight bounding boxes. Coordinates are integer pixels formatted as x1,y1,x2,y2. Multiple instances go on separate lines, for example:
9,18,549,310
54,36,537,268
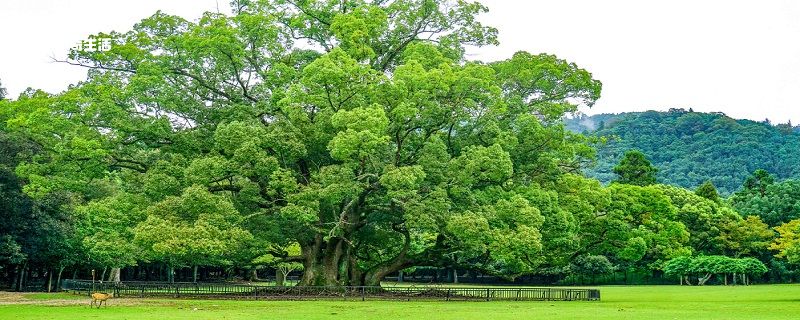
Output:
3,0,604,286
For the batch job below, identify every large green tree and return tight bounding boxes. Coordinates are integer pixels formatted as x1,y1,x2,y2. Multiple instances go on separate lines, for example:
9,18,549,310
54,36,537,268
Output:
572,183,690,271
654,184,739,255
717,215,774,258
134,186,252,282
6,0,602,286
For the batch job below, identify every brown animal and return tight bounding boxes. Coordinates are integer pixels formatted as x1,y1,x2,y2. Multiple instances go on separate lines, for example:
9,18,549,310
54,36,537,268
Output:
90,292,113,308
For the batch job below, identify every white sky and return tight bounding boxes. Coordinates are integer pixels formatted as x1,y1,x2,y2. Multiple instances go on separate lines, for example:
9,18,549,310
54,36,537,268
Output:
1,0,799,123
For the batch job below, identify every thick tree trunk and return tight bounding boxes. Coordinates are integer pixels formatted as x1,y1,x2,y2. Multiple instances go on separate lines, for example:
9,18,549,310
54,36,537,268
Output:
194,266,199,283
297,195,418,287
108,268,121,283
100,267,107,283
453,269,458,284
299,236,348,286
298,239,412,287
47,270,53,292
348,255,363,285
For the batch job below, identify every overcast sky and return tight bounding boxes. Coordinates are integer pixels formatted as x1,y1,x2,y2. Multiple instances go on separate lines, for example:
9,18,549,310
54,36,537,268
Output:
1,1,799,123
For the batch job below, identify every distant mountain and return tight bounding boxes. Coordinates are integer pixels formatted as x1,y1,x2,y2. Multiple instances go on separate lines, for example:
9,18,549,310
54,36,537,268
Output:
566,109,800,195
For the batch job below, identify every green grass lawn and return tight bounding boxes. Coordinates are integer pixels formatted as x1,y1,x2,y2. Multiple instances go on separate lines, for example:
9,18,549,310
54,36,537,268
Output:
1,285,798,319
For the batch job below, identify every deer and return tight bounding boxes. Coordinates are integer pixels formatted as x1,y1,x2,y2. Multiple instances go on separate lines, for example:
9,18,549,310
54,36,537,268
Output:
89,292,113,308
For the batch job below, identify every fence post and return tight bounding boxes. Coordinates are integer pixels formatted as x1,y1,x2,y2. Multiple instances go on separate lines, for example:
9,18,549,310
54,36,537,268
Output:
516,289,521,301
446,288,451,301
486,288,490,301
361,287,365,301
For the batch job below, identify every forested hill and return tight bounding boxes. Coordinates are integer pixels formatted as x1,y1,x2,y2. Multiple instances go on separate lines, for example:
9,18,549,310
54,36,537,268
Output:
567,109,800,194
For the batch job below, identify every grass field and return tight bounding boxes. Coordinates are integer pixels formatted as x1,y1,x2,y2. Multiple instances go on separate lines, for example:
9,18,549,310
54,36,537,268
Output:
1,285,798,319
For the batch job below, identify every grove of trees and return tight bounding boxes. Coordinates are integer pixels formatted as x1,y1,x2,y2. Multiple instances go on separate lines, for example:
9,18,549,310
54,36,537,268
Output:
1,1,799,290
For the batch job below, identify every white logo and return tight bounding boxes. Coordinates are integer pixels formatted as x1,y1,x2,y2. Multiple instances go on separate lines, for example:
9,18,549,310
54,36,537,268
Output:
72,37,114,52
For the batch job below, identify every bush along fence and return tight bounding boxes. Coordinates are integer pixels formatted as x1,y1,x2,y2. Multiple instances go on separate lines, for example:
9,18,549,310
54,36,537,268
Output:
61,280,600,302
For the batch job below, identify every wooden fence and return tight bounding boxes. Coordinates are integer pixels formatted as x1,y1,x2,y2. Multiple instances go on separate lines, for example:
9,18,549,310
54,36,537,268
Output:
62,280,599,301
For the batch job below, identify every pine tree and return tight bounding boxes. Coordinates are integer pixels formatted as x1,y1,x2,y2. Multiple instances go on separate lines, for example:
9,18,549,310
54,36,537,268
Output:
742,169,775,196
613,150,658,186
695,180,720,203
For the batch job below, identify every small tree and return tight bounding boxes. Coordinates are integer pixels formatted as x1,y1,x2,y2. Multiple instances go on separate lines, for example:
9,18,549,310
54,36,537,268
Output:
710,256,737,285
737,257,768,285
76,193,145,283
613,150,658,186
666,255,767,286
694,180,720,203
718,215,774,258
253,243,304,286
134,186,253,282
741,169,775,197
570,255,614,284
664,256,693,285
770,219,800,264
689,256,715,285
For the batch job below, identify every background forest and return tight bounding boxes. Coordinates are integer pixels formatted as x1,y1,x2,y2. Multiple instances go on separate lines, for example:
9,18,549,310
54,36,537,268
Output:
566,109,800,195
